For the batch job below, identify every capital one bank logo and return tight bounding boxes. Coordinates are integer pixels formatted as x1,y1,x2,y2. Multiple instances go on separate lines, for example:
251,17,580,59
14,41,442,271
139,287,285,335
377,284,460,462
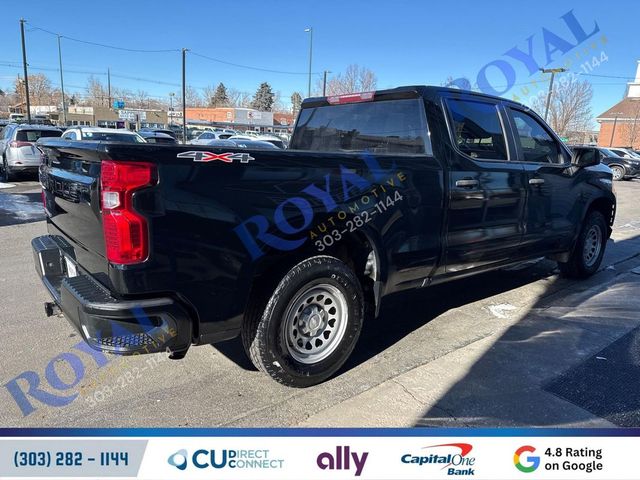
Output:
401,443,476,476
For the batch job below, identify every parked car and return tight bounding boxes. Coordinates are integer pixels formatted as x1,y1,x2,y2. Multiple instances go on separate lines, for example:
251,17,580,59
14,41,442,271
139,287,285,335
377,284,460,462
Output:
0,124,62,181
138,131,177,144
191,131,235,144
255,134,286,149
570,145,640,181
33,86,615,387
229,135,284,148
139,127,178,140
608,147,640,160
227,139,279,149
61,127,146,143
192,138,277,149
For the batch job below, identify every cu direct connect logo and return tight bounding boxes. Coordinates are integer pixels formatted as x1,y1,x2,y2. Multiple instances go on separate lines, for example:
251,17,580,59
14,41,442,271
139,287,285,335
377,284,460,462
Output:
514,446,540,473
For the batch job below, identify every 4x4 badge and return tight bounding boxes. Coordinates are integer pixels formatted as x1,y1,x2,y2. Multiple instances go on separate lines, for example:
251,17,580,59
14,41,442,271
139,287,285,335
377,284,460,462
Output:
177,151,255,164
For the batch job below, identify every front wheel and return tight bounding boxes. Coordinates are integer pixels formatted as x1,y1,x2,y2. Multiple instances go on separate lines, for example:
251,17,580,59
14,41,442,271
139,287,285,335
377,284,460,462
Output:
610,165,625,181
242,256,364,387
558,210,608,278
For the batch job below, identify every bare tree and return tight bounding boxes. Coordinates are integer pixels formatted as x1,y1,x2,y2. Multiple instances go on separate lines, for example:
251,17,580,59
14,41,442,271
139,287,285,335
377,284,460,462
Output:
323,64,377,96
132,89,150,109
202,85,216,107
620,101,640,148
227,88,252,108
85,75,109,106
14,74,59,106
532,75,593,137
176,86,203,108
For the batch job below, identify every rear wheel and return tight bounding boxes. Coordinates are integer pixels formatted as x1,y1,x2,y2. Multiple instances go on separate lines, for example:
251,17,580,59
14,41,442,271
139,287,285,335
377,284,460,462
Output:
0,157,12,182
242,256,364,387
558,210,607,278
610,165,625,181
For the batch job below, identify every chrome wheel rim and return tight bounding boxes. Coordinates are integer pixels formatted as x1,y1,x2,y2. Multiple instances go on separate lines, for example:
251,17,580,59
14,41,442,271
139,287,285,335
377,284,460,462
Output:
583,224,602,267
612,166,624,180
283,283,348,364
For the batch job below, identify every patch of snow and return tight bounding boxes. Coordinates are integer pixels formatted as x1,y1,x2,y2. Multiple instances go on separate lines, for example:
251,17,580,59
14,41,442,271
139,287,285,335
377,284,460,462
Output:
486,303,518,319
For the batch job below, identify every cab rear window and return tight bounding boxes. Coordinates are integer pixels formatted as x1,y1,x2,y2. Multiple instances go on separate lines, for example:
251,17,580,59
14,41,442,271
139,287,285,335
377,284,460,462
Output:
16,130,62,142
290,98,429,154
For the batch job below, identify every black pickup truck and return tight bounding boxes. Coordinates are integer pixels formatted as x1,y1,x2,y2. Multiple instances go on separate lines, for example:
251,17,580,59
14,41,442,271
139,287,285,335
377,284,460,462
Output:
32,86,615,387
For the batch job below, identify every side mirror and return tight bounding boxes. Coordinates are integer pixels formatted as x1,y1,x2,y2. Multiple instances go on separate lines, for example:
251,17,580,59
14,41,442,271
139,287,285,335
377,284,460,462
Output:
571,147,601,168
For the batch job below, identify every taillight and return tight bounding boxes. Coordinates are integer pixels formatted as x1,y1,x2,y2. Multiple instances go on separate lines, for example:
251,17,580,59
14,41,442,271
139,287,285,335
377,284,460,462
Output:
326,91,375,105
100,161,157,265
9,141,32,148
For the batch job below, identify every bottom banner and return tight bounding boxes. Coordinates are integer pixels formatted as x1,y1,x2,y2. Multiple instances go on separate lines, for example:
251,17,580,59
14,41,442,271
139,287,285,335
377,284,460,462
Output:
0,429,636,479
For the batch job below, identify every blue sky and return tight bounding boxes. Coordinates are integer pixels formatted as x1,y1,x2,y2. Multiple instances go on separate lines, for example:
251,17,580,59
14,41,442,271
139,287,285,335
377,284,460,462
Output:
0,0,637,120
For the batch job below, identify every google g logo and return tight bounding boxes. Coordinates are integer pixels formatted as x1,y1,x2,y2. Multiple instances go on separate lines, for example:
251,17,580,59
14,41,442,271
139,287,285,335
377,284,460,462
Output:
514,446,540,473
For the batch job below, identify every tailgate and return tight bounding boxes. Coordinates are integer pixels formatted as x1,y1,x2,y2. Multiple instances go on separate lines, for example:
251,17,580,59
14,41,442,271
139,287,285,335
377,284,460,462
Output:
38,140,108,284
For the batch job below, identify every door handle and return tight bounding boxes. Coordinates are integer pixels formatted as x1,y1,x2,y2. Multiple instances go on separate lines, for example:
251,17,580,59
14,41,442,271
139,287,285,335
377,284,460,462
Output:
529,178,545,185
455,179,479,188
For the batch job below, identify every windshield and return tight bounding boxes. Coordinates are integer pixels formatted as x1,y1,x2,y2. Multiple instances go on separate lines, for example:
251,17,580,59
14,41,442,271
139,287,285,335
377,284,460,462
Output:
83,132,145,143
290,98,428,154
16,129,62,142
598,147,619,157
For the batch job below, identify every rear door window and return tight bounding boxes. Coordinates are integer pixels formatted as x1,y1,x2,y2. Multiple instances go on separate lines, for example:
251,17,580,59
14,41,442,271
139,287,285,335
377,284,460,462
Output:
290,98,429,154
16,129,62,142
446,98,508,160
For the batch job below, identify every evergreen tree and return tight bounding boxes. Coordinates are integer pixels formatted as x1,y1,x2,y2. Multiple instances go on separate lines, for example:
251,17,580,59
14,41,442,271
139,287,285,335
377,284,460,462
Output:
291,91,302,116
213,83,230,107
250,82,274,111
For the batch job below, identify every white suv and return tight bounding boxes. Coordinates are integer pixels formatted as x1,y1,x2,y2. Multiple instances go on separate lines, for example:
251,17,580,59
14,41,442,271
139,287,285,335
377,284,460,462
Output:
0,124,62,181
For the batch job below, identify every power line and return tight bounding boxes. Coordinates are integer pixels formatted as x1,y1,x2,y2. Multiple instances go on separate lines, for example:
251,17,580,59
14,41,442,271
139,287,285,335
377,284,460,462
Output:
27,25,180,54
27,22,321,76
190,51,322,76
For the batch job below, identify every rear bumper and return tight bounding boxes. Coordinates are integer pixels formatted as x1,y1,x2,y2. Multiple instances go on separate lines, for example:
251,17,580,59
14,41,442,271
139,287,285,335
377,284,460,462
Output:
31,235,192,356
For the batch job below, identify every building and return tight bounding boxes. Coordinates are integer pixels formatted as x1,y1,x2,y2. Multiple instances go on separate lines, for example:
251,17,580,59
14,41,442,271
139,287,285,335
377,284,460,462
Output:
65,106,168,129
185,107,293,134
596,61,640,149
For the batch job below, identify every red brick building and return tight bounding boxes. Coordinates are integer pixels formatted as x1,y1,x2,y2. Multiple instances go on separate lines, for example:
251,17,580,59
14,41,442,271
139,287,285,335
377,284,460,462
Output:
596,61,640,149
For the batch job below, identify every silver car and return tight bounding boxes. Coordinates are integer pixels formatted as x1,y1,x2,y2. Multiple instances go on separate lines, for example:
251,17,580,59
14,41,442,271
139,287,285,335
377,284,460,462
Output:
0,124,62,181
190,131,234,145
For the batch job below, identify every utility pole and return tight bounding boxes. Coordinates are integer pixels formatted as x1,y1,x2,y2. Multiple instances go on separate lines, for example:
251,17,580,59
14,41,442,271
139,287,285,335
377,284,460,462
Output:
107,68,112,107
322,70,331,96
19,19,31,123
305,27,313,98
182,48,188,144
57,35,66,126
539,67,567,122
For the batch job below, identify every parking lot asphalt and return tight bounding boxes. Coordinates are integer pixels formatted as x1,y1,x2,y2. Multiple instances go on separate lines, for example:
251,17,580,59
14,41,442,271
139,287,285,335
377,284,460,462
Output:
1,175,639,428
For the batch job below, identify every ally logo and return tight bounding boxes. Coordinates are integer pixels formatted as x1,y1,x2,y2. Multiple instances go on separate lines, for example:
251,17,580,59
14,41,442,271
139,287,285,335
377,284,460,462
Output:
514,446,540,473
168,449,189,471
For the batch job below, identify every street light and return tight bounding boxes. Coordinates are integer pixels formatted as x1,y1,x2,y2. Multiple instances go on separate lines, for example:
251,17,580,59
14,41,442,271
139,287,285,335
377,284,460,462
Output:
539,67,567,122
305,27,313,98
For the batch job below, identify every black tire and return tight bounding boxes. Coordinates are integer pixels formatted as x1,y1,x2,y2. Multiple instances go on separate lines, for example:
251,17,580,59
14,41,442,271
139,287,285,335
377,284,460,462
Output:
558,210,607,278
610,164,625,181
0,157,12,183
242,255,364,387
